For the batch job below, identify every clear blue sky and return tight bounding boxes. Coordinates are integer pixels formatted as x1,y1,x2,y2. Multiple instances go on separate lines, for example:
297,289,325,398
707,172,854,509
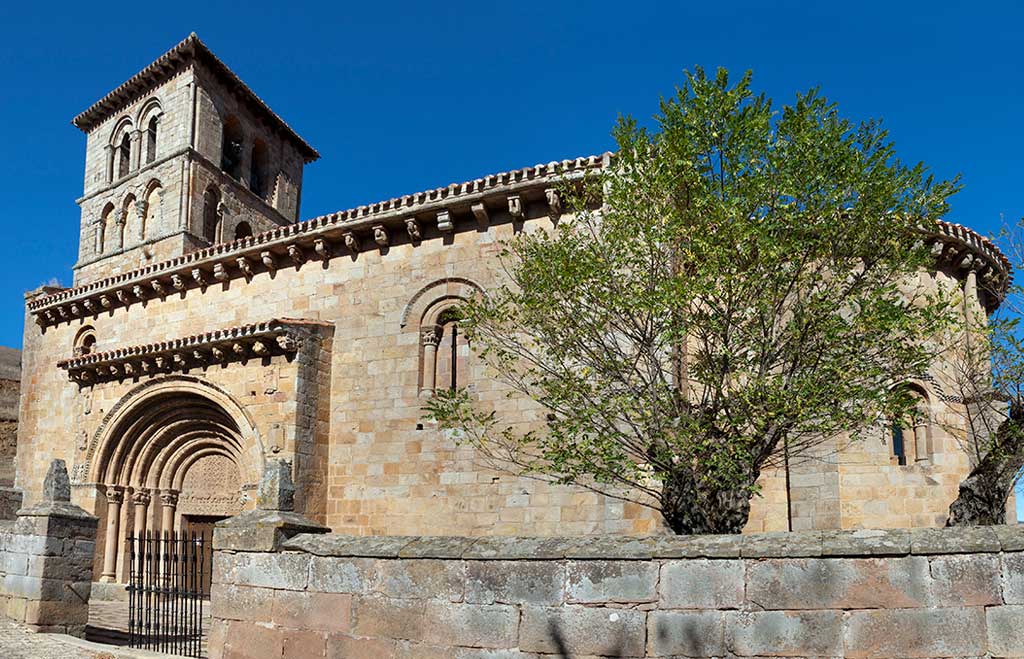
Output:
3,2,1023,515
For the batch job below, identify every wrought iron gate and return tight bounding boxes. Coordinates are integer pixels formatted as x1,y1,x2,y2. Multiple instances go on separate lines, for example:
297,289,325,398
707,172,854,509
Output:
127,530,208,657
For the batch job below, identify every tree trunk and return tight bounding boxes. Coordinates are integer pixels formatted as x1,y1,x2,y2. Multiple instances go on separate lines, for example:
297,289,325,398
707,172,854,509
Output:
947,403,1024,526
660,467,753,534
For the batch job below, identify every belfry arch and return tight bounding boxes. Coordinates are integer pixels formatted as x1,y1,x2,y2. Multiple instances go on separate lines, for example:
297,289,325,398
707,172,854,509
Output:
89,378,264,583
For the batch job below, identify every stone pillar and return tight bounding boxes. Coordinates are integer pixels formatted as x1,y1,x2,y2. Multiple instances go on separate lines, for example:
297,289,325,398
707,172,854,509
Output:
132,490,151,539
135,199,149,242
104,144,114,182
12,460,99,635
129,129,143,171
115,209,127,251
421,325,441,396
160,490,178,534
100,485,123,583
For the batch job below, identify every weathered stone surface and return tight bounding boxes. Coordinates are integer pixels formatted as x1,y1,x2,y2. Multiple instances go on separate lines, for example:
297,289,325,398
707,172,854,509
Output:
215,550,310,590
520,605,646,656
465,560,565,605
257,458,296,511
727,610,843,657
843,607,987,658
398,536,479,559
562,535,655,560
210,583,274,622
352,596,519,649
646,610,726,657
1002,551,1024,604
986,605,1024,656
821,528,911,557
746,557,931,610
462,536,570,560
41,460,70,503
307,556,379,594
565,560,658,603
659,558,744,609
741,531,823,558
910,526,1000,554
375,558,465,601
215,509,328,552
648,533,743,558
272,590,352,632
285,533,417,558
926,554,1001,606
994,524,1024,552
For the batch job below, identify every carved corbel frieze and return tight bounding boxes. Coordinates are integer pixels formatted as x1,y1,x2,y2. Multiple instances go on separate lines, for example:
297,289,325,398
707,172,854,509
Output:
69,303,81,317
471,202,489,229
508,195,524,222
192,268,207,287
287,244,305,266
343,232,360,253
373,225,389,246
151,280,166,296
83,300,95,314
405,218,422,241
437,210,454,232
261,251,277,273
214,263,230,281
237,256,254,278
545,188,562,219
171,274,186,291
132,285,145,300
100,295,112,309
314,238,330,261
116,290,130,305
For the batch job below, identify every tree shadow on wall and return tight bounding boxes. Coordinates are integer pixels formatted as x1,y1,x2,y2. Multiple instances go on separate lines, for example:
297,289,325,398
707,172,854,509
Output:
547,619,625,658
547,616,710,658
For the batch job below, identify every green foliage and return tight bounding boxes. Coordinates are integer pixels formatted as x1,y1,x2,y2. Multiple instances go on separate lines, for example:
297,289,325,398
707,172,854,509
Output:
425,68,959,533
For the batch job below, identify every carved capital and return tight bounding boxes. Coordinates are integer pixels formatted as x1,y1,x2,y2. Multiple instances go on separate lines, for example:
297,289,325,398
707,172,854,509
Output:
421,325,442,348
105,486,124,505
132,490,151,506
159,491,179,507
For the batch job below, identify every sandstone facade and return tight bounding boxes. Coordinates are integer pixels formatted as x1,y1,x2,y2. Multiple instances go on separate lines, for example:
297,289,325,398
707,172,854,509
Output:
15,35,1016,587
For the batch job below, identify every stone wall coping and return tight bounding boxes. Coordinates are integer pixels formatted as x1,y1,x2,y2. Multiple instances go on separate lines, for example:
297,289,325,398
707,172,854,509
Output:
277,526,1024,560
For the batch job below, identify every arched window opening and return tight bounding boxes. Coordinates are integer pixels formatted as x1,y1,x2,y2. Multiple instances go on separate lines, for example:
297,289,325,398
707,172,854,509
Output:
891,385,931,466
221,116,244,181
202,187,221,244
142,183,162,242
74,327,97,357
419,304,469,396
145,117,158,164
250,140,268,199
234,222,253,240
97,203,114,255
117,133,131,179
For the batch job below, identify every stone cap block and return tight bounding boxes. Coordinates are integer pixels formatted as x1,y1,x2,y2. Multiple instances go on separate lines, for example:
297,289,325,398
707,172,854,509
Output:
214,509,327,552
273,526,1024,561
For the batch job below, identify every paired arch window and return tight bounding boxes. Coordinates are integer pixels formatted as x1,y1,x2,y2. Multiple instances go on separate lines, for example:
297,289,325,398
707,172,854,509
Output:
117,133,132,179
891,385,931,465
74,327,97,357
420,304,470,396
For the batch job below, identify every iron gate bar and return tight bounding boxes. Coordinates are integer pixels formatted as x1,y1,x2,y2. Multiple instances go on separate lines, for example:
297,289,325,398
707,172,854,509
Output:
127,528,208,657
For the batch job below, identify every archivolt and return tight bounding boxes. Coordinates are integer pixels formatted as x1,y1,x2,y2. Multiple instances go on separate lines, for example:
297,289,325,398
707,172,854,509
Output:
400,277,485,328
86,376,263,488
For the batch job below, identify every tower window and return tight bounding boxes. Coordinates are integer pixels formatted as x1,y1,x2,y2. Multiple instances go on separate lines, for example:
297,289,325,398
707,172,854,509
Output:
234,222,253,240
146,117,158,164
250,140,268,199
118,133,131,179
221,117,244,181
891,422,907,466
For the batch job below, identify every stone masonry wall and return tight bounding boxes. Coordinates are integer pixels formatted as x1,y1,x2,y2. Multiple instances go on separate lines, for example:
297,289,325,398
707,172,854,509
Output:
208,526,1024,658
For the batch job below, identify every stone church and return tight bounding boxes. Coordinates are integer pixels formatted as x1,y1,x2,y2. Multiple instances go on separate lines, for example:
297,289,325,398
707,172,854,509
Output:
14,34,1012,586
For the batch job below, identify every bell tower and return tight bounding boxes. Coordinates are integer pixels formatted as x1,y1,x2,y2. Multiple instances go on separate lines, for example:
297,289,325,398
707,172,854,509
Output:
71,34,319,286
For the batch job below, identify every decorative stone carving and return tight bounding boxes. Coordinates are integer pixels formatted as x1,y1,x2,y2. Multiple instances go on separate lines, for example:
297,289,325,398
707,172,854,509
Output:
171,274,185,290
287,244,304,266
314,238,330,260
192,268,206,286
106,486,124,505
261,251,276,272
343,232,360,253
471,202,489,228
159,491,178,507
100,295,112,309
132,285,145,300
437,210,454,232
405,218,422,241
508,195,524,221
256,459,295,512
373,225,389,246
151,280,165,296
421,325,442,347
545,188,562,218
237,256,254,278
214,263,229,281
132,490,151,506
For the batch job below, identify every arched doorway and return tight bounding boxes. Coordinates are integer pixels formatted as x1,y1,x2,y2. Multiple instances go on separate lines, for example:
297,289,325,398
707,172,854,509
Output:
89,380,262,584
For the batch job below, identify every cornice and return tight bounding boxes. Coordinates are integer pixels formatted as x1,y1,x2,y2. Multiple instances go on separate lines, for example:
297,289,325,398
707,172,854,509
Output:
29,153,609,329
57,319,323,385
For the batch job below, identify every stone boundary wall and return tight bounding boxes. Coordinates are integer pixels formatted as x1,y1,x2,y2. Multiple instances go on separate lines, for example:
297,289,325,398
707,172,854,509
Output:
0,462,98,636
209,526,1024,658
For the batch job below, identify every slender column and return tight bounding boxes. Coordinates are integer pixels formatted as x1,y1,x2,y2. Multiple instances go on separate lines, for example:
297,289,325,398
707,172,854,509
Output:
100,486,123,583
132,490,151,538
913,422,929,463
159,490,178,534
420,325,441,396
129,129,143,171
115,208,127,250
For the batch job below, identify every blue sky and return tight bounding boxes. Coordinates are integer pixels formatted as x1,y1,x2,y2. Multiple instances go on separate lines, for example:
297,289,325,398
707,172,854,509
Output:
3,2,1023,514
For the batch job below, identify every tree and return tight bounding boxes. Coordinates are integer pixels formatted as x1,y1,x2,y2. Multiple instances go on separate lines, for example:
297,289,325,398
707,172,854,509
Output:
947,223,1024,526
426,68,959,534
